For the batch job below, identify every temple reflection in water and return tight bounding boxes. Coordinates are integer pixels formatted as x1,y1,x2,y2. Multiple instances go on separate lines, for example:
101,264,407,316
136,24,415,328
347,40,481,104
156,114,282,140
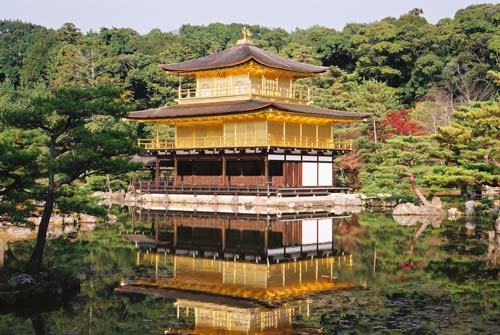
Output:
124,209,349,262
119,209,358,334
120,254,354,334
169,298,314,334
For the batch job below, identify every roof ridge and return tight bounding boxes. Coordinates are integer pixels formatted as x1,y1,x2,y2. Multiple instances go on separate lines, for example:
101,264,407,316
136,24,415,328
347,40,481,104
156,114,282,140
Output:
159,43,327,74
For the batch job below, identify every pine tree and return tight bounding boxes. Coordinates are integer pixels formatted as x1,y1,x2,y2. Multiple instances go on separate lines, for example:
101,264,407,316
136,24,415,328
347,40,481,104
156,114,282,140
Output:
3,86,138,273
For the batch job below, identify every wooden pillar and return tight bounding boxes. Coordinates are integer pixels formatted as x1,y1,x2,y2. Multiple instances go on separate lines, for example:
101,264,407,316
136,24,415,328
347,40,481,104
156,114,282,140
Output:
155,157,160,184
155,122,160,148
264,224,269,255
297,162,302,187
295,163,299,187
222,155,227,185
173,156,178,184
173,220,177,249
331,158,335,188
316,220,319,254
317,158,320,187
282,121,286,145
299,124,302,147
221,219,226,255
264,156,269,186
155,215,159,244
283,162,287,186
316,125,319,147
331,219,335,253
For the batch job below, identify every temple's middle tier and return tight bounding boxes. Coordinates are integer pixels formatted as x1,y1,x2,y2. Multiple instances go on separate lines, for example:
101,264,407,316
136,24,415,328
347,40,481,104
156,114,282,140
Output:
136,108,355,152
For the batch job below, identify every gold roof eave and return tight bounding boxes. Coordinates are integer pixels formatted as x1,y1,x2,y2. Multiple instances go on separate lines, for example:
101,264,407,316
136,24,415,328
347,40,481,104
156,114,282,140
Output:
126,109,366,126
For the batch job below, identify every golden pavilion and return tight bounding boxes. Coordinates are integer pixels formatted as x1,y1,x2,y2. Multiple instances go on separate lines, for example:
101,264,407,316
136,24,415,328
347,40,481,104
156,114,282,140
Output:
127,28,369,193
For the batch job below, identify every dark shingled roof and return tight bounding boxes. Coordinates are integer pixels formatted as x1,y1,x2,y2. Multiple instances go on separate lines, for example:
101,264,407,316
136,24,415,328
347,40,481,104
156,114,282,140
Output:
160,44,328,75
126,100,371,121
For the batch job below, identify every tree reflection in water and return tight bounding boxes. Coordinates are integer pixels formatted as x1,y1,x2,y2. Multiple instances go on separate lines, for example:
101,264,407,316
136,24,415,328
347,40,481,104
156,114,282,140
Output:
1,208,499,334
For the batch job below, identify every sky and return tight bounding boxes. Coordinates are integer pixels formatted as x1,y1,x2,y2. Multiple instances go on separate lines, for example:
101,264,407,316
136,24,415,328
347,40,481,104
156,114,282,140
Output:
3,0,499,34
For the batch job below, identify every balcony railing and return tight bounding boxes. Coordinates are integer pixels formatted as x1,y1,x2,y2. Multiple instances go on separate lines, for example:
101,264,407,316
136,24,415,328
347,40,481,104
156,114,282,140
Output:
178,82,311,103
138,135,352,151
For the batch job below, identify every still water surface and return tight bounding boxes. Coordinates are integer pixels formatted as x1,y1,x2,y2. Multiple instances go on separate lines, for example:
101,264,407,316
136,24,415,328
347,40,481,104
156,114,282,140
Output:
1,208,499,334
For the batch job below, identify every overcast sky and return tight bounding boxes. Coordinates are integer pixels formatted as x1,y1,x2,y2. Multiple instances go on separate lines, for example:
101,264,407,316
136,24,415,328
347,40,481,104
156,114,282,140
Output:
3,0,499,33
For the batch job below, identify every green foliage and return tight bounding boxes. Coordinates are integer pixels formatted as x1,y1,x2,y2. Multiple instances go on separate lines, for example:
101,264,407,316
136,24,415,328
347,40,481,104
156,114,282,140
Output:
0,20,57,87
0,124,45,223
1,86,140,272
360,136,439,198
86,175,129,192
2,3,500,107
56,183,106,217
432,99,500,191
310,67,402,116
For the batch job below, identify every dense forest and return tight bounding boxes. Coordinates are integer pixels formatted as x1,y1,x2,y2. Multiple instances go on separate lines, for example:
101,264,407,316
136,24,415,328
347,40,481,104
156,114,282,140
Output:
1,3,499,213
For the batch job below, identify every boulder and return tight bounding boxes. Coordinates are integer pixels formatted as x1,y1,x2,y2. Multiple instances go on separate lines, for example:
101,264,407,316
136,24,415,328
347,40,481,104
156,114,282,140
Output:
393,203,420,216
63,225,77,234
47,225,63,239
465,221,476,230
393,215,419,226
105,214,117,224
124,192,137,203
495,217,500,234
27,216,41,226
62,215,76,225
49,214,65,225
6,226,32,239
111,190,125,203
485,186,500,196
419,206,446,218
79,222,97,232
393,214,443,228
331,205,363,215
79,214,98,224
431,196,442,209
465,200,475,216
8,273,35,289
330,194,362,206
448,207,458,217
393,203,446,229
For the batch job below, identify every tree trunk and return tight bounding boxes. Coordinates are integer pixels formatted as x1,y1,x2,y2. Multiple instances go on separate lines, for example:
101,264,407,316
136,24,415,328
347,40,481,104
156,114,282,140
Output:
26,188,55,274
407,172,431,207
31,313,45,335
460,184,468,199
26,138,56,274
473,185,482,200
407,222,430,256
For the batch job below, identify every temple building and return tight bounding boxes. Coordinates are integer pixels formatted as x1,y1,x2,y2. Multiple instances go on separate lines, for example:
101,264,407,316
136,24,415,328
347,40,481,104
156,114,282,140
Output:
127,29,370,193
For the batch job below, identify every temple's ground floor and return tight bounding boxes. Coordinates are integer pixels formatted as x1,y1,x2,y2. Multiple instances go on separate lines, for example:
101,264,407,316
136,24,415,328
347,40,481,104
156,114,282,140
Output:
148,150,340,188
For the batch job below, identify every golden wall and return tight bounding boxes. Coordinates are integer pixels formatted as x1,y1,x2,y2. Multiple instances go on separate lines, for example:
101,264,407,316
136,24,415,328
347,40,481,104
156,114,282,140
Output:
174,120,333,149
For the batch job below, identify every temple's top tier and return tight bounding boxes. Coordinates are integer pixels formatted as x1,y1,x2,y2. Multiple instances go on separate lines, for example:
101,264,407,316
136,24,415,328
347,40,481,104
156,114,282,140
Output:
162,28,327,105
160,41,327,77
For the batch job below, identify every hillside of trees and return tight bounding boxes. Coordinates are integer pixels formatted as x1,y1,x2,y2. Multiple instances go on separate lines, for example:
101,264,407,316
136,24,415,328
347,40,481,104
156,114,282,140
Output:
1,3,499,205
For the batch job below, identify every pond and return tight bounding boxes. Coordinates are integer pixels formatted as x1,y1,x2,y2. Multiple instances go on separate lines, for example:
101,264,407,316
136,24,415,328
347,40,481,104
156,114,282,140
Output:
0,208,499,334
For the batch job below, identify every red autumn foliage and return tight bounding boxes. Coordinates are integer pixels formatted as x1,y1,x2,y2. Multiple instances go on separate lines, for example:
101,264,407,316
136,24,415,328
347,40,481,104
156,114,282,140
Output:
382,109,428,138
337,151,363,189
